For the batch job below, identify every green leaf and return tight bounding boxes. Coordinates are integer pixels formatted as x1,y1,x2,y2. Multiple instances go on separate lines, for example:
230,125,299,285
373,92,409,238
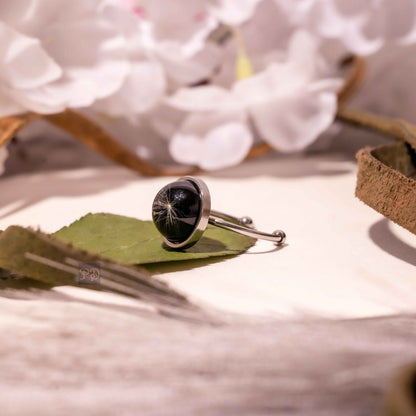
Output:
53,213,256,265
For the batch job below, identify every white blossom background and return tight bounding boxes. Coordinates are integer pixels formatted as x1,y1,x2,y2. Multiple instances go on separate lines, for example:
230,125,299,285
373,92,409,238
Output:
1,0,416,174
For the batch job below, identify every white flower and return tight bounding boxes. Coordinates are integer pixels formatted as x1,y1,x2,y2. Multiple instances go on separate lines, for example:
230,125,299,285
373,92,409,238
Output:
0,146,7,175
166,31,341,169
210,0,264,25
0,0,130,117
93,3,166,120
211,0,298,89
275,0,416,55
94,0,225,119
116,0,222,86
168,105,253,170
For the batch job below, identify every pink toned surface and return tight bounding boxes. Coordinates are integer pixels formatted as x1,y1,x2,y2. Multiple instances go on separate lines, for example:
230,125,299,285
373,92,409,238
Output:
0,153,415,415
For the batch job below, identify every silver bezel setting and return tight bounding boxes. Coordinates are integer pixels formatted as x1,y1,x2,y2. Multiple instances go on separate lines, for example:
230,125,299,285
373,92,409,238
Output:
162,176,211,249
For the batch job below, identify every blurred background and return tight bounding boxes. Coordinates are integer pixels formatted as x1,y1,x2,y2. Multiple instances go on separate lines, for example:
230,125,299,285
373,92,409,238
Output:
1,0,416,177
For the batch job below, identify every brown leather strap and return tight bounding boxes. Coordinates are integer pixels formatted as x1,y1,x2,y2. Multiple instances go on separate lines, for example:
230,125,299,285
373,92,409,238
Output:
356,142,416,235
337,109,416,235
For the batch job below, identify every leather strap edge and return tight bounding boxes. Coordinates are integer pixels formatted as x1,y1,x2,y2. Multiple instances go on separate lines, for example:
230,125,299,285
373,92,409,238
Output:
356,142,416,235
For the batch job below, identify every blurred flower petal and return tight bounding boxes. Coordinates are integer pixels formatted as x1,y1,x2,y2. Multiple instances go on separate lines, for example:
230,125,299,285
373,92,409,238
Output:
0,0,131,116
0,22,61,90
95,61,166,118
167,85,239,112
0,0,104,31
41,18,129,103
125,0,220,86
200,122,253,169
0,90,25,117
7,82,66,113
169,109,252,169
169,133,203,166
131,0,214,46
155,41,222,85
168,29,340,164
148,104,186,140
276,0,416,55
211,0,264,25
232,31,322,105
249,78,339,152
170,120,253,170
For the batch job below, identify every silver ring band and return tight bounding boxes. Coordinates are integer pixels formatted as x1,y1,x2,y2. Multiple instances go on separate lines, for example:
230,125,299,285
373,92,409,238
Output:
209,210,286,244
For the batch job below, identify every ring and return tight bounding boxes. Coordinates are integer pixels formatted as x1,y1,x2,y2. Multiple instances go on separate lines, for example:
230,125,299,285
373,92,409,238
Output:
152,176,286,249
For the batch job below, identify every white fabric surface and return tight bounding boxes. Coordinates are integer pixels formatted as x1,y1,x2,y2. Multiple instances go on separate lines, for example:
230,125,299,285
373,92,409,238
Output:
0,154,415,319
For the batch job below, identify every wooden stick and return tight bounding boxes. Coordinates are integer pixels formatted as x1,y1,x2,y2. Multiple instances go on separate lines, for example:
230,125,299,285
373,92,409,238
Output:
44,110,199,177
0,113,40,148
336,108,416,151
